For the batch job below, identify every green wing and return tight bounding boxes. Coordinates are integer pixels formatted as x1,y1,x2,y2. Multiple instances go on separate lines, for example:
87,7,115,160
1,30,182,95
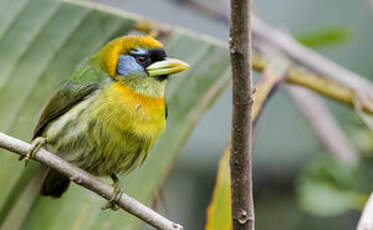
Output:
32,58,106,139
33,81,98,139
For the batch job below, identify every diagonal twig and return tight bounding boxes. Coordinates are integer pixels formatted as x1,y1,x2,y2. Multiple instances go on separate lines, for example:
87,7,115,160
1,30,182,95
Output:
0,132,183,230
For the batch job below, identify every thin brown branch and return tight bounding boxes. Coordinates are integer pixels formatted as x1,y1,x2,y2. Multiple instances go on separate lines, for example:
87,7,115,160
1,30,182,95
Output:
357,192,373,230
208,61,286,229
285,86,359,165
229,0,254,229
0,132,183,230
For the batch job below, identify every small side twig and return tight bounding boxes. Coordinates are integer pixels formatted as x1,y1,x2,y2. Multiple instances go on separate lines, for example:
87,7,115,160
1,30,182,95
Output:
357,192,373,230
285,86,359,165
0,132,183,230
229,0,255,229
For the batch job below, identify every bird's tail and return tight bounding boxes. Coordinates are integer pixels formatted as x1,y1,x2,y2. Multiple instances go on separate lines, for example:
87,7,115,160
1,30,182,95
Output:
41,169,70,198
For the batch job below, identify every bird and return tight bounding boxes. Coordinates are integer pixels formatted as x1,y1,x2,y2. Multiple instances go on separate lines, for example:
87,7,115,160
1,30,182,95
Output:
19,35,189,209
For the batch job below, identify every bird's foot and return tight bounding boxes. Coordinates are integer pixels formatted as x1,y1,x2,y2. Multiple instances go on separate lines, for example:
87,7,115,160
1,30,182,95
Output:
19,137,47,166
102,174,123,211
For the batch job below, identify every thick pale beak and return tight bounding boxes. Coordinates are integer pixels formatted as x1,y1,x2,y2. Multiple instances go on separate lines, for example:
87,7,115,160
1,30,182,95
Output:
146,58,189,77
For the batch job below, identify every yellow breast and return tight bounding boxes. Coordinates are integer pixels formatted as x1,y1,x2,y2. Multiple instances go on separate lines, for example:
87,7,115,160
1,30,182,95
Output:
92,82,166,140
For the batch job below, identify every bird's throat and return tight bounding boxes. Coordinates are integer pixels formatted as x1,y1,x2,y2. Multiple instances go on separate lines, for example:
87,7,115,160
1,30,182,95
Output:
118,76,167,98
111,82,165,108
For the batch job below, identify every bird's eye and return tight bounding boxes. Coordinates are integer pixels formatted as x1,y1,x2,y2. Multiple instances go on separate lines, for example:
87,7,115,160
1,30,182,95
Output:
136,56,147,65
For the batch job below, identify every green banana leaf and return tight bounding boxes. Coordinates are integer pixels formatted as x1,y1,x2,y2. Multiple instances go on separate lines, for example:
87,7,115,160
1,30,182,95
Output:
0,0,231,229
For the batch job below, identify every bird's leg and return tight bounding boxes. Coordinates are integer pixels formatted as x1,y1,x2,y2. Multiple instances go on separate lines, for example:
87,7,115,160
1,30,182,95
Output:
102,174,123,211
19,137,47,166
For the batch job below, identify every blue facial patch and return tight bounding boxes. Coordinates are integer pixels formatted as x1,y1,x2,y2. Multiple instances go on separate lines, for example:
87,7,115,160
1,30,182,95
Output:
131,48,148,56
116,55,144,76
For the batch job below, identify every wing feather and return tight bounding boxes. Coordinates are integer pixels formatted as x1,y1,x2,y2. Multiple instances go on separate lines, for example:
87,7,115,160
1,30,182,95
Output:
33,81,98,139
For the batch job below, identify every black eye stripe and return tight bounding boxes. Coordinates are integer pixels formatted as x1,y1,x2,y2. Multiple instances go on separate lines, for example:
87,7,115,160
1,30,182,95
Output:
149,48,167,62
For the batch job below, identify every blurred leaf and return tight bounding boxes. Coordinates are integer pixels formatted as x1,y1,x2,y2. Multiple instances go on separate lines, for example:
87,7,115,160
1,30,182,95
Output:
296,155,367,217
205,147,231,230
296,27,351,48
0,0,231,229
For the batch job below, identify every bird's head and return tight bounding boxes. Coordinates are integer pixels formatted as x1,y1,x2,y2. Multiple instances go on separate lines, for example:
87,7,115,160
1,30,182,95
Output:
94,35,189,96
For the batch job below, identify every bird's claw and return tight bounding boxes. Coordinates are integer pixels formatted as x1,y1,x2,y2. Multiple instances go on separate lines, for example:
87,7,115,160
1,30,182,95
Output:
19,137,46,166
102,180,123,211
